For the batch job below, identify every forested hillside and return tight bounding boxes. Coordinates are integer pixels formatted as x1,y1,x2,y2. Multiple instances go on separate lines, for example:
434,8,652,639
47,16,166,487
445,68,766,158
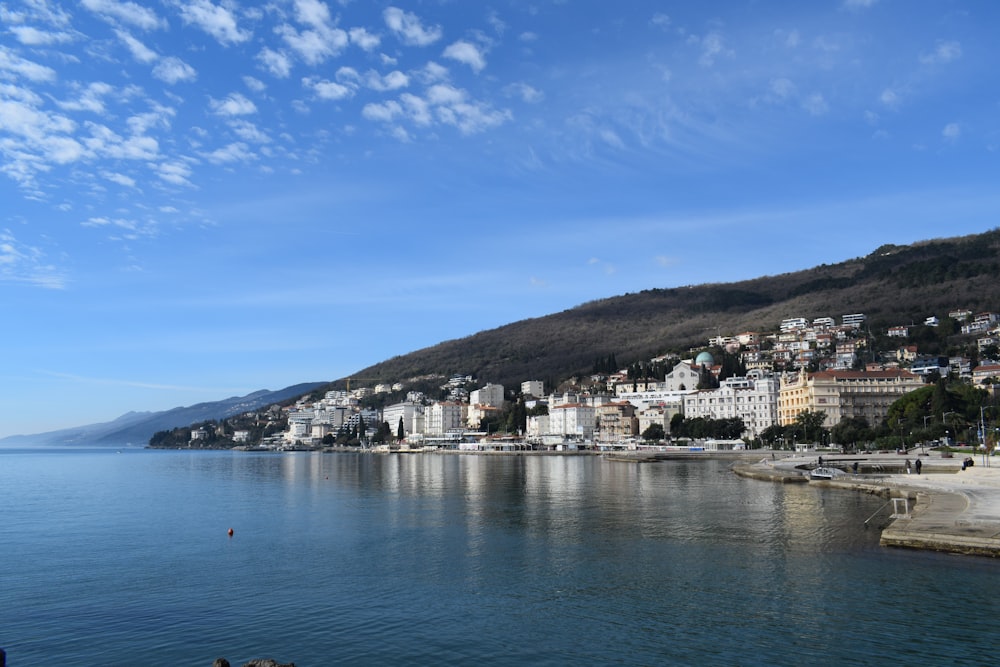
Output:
329,229,1000,392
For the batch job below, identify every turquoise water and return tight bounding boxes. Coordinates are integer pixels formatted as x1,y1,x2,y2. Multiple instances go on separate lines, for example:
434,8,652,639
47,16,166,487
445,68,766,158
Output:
1,449,997,666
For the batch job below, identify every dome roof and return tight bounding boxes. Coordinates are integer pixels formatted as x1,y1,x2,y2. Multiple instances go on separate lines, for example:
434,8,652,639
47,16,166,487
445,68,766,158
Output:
695,351,715,366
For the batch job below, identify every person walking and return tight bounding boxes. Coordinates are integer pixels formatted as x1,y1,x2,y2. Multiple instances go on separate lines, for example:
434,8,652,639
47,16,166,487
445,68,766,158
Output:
905,459,912,474
915,458,922,474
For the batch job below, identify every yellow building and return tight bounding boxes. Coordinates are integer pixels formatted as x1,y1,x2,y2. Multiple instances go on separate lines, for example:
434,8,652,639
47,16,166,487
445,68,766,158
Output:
778,368,924,428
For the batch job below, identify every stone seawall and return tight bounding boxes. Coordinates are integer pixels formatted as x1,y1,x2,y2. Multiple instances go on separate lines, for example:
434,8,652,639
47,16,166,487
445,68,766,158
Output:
732,455,1000,558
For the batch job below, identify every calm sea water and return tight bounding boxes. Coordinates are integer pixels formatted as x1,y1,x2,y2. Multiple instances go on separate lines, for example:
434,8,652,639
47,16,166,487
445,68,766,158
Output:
1,449,997,666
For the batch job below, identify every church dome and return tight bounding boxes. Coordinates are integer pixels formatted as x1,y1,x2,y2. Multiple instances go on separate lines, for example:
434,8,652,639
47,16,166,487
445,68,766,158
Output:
695,351,715,367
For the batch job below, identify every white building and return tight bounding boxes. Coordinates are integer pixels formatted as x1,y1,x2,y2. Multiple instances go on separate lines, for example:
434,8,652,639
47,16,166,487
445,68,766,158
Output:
780,317,808,333
382,402,425,438
521,380,545,397
538,403,595,441
842,313,866,328
470,383,505,407
660,362,703,392
681,374,779,440
424,402,466,436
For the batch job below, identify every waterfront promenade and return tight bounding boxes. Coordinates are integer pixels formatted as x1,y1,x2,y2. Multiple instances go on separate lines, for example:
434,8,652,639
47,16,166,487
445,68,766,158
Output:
733,453,1000,558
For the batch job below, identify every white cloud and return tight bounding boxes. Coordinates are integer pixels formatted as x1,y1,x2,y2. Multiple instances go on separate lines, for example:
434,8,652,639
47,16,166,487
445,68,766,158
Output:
919,40,961,65
650,13,670,29
400,93,431,125
443,40,486,73
277,0,349,65
174,0,251,45
115,29,158,63
243,76,266,92
349,27,380,51
942,122,961,141
698,31,730,67
83,121,160,160
363,82,511,137
1,1,72,28
420,61,449,84
277,23,348,65
81,0,166,31
802,93,828,116
303,76,355,100
257,47,292,78
383,7,442,46
0,46,57,82
769,78,795,100
504,82,543,103
362,100,403,123
228,119,270,143
293,0,331,28
153,57,197,84
57,82,114,113
879,88,900,109
426,84,465,106
842,0,877,9
209,92,257,116
203,141,255,164
0,230,65,289
82,216,137,230
600,129,625,149
156,159,194,186
10,25,75,45
102,171,137,187
365,70,408,91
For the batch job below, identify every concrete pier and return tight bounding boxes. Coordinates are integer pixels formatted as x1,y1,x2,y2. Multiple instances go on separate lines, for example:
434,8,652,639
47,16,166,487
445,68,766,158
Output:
732,453,1000,558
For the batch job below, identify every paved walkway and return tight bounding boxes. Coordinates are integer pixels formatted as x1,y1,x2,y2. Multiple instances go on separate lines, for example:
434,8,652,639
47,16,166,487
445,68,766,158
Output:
733,453,1000,557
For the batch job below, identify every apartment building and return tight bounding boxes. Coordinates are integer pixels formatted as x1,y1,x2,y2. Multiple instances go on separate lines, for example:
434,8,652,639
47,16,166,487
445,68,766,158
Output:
778,368,924,429
521,380,545,398
595,402,639,442
682,374,779,439
470,383,505,407
424,401,465,436
383,402,424,438
533,403,596,441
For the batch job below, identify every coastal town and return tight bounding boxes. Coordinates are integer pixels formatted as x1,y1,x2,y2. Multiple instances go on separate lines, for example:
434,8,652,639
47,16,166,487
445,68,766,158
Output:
174,308,1000,455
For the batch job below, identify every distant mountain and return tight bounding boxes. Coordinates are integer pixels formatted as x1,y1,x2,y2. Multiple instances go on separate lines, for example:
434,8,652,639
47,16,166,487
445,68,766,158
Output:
0,382,326,447
326,229,1000,392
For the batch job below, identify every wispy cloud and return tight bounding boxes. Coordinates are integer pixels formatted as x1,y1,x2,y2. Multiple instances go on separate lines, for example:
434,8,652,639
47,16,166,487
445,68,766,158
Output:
0,230,66,289
443,40,487,73
209,92,257,116
0,46,57,82
919,40,961,65
81,0,166,31
172,0,251,46
153,57,197,84
38,369,228,393
383,7,442,46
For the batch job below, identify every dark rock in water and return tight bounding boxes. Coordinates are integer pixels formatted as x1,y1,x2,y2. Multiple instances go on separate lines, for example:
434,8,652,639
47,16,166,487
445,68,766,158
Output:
213,661,230,667
242,660,295,667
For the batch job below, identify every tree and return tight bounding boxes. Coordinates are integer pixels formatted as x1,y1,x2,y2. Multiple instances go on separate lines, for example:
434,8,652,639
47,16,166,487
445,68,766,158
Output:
793,409,827,444
760,424,786,449
397,417,405,441
831,416,872,451
641,423,665,442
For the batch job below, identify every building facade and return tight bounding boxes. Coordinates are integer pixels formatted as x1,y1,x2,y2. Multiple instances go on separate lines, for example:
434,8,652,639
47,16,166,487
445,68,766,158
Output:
681,375,779,439
778,369,924,429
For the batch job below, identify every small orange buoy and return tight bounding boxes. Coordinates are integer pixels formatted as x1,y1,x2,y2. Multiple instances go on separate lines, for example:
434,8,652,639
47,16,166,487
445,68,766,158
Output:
227,528,234,537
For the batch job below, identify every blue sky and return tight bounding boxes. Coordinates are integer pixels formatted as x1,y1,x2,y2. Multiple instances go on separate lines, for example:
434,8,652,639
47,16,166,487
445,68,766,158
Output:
2,0,999,437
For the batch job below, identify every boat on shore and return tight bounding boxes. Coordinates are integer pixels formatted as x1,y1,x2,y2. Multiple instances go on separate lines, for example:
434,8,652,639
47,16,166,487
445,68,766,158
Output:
809,466,838,480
